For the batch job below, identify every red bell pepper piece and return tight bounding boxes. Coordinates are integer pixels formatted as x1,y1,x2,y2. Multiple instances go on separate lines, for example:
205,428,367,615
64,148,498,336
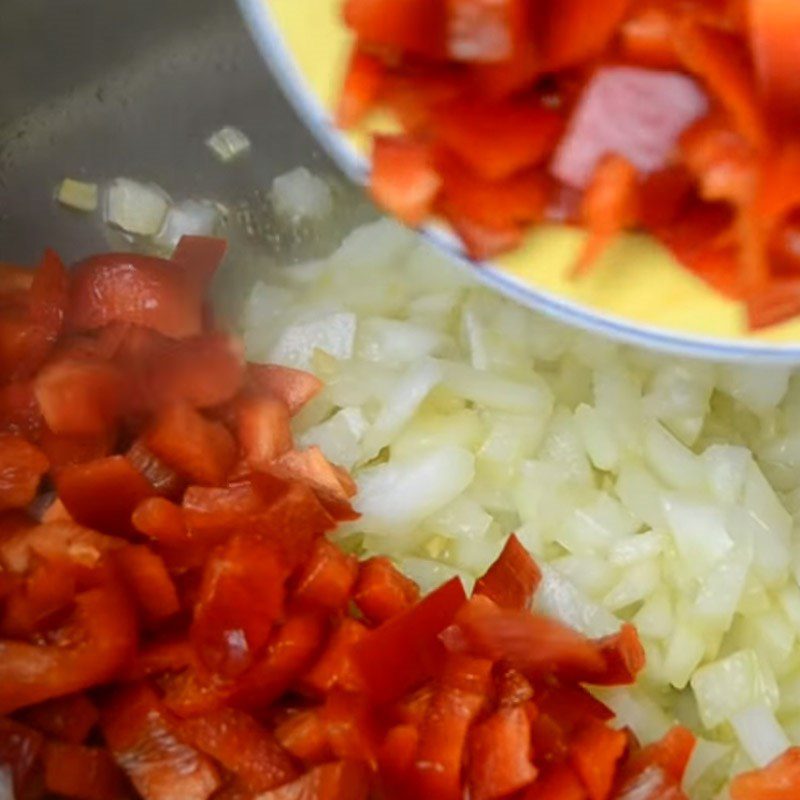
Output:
445,0,526,63
34,357,126,436
170,235,227,291
120,636,195,682
68,253,205,339
0,381,42,439
747,279,800,330
294,537,359,611
529,711,571,766
538,0,630,71
468,705,537,800
126,438,184,498
229,612,327,711
115,545,181,624
102,684,221,800
675,22,767,150
132,497,188,545
574,154,639,276
379,723,419,798
619,7,680,69
522,764,588,800
0,435,48,511
0,578,137,714
590,623,646,685
393,684,435,726
411,653,493,800
20,693,99,744
247,363,323,416
0,717,45,798
469,39,541,100
337,48,386,128
354,576,468,704
270,447,358,521
433,99,564,181
535,684,614,735
43,741,125,800
445,595,606,677
23,249,70,373
145,403,237,486
141,332,245,410
569,719,628,800
321,689,380,767
303,617,369,695
344,0,447,59
474,533,541,610
56,455,155,533
275,709,331,764
236,394,294,471
257,760,371,800
39,427,116,474
497,667,534,707
619,725,696,787
177,707,298,792
730,746,800,800
192,535,288,677
749,0,800,128
353,556,420,624
369,136,442,226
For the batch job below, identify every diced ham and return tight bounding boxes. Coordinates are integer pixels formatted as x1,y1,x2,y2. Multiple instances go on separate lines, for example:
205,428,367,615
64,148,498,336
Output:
551,67,709,189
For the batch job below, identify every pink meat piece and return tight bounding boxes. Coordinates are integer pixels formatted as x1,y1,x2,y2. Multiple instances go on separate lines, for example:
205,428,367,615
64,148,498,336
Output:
551,66,709,189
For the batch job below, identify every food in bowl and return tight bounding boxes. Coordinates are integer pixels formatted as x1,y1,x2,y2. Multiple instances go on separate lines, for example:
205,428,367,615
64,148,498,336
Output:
337,0,800,329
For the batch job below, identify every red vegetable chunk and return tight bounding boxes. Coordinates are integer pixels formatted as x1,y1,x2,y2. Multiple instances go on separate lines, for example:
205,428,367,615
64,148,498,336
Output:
473,533,540,609
0,434,48,511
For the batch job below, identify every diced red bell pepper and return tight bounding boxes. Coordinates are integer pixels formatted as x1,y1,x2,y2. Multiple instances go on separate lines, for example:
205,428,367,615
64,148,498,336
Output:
68,253,204,339
675,22,767,150
343,0,447,59
43,741,125,800
730,746,800,800
160,664,233,719
39,427,116,474
275,709,331,764
145,403,237,486
469,39,541,100
141,332,245,410
192,535,288,677
354,576,468,704
522,764,588,800
126,438,184,498
0,717,45,798
177,707,298,792
170,235,227,291
321,689,380,767
0,381,42,439
369,136,442,226
132,497,189,545
0,577,137,714
56,455,155,533
619,7,680,69
34,357,126,436
379,723,419,798
497,667,534,707
432,99,564,181
538,0,630,71
381,68,466,134
445,0,526,63
393,684,435,726
247,364,323,416
40,496,73,523
638,166,695,230
337,48,386,128
474,533,541,610
468,705,537,800
303,617,369,695
529,711,571,765
0,434,48,511
102,684,221,800
749,0,800,127
590,623,646,685
353,556,420,623
574,154,639,276
411,654,493,800
614,764,687,800
552,66,708,190
115,545,181,624
747,279,800,330
619,725,696,787
20,693,99,744
569,719,628,800
229,612,327,711
120,636,195,682
182,479,270,537
23,249,70,372
271,447,358,521
445,595,605,677
257,760,371,800
294,537,359,611
236,395,293,471
0,262,34,298
535,684,614,735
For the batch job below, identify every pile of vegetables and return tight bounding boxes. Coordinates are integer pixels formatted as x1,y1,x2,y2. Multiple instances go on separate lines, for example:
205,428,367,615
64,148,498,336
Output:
338,0,800,328
243,212,800,797
0,235,751,800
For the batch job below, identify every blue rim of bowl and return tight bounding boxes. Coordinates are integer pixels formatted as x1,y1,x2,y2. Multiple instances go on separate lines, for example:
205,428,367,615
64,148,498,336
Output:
238,0,800,364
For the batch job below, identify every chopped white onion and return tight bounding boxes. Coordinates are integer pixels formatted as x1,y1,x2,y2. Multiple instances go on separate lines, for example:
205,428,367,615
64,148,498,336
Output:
57,177,98,212
153,199,219,250
105,177,169,236
206,125,251,162
730,705,790,768
271,167,333,223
